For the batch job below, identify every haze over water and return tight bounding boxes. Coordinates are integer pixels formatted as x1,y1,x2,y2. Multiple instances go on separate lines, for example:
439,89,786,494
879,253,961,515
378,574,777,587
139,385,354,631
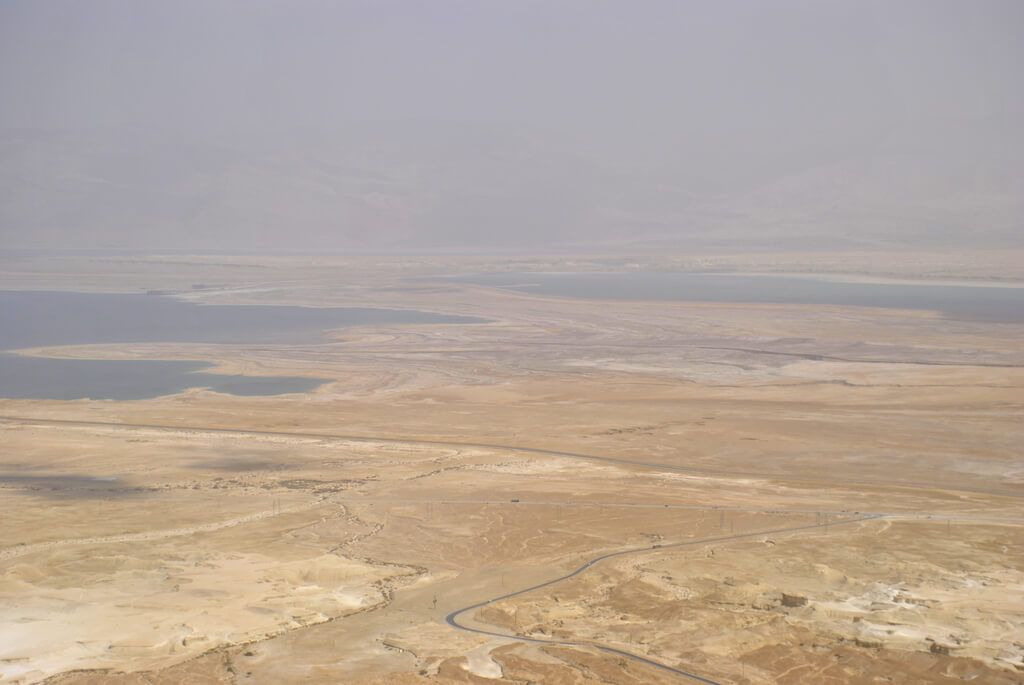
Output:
0,291,484,399
454,272,1024,323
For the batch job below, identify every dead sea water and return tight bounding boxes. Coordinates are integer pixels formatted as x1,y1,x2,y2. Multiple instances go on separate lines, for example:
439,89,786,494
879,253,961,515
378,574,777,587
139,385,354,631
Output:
0,291,484,400
452,272,1024,323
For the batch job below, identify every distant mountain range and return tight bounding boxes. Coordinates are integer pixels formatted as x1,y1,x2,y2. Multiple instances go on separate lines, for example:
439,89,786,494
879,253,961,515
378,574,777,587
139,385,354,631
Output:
3,119,1021,252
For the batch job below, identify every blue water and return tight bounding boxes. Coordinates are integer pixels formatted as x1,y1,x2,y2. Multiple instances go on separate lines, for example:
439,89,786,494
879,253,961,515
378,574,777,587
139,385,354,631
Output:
0,290,484,400
453,272,1024,323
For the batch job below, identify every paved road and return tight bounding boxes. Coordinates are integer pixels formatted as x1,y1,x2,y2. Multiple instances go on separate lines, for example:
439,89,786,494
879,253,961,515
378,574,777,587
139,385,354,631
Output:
3,416,1010,679
445,515,880,684
2,416,1021,499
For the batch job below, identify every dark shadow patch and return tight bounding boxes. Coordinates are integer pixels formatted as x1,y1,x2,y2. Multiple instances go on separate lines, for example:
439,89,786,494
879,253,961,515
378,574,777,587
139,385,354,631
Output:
0,472,146,499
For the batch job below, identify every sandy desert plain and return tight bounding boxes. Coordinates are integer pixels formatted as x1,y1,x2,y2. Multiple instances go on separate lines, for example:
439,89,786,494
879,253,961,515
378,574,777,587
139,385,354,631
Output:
1,249,1023,685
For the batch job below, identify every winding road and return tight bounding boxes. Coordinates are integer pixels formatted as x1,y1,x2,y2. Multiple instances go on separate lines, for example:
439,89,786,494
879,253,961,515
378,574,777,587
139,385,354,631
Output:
0,415,1002,680
446,515,881,684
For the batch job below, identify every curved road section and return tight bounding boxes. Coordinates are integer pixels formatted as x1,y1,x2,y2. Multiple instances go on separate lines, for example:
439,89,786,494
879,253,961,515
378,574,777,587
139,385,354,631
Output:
446,516,880,684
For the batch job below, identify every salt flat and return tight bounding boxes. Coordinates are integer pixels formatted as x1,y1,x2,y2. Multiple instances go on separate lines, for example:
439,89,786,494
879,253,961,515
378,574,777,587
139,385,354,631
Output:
1,251,1021,684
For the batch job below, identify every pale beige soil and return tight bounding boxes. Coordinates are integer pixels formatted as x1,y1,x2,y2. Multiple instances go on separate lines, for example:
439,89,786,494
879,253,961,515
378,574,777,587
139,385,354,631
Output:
1,252,1022,684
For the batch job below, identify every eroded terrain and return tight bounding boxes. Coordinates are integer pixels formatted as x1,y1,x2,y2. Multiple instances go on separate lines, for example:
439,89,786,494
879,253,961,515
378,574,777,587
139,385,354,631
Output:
1,251,1022,684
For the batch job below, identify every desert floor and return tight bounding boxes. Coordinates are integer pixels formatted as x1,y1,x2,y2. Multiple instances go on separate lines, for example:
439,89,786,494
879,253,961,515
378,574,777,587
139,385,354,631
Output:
1,251,1022,684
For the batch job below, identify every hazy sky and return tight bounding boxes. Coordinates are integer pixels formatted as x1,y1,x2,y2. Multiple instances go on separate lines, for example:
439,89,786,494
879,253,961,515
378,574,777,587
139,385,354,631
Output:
1,1,1022,251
